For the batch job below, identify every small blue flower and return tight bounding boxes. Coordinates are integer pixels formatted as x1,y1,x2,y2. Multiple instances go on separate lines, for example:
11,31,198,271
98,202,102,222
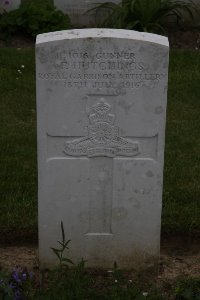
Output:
14,289,23,300
12,271,21,283
29,272,33,280
22,273,27,281
8,282,15,289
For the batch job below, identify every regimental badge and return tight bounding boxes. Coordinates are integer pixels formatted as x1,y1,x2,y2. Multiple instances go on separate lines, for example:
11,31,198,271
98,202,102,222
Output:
64,99,140,158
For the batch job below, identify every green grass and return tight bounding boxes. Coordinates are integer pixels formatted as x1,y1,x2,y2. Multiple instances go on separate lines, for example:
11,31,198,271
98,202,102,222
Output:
0,48,37,233
0,265,163,299
1,263,200,299
0,48,200,238
163,49,200,235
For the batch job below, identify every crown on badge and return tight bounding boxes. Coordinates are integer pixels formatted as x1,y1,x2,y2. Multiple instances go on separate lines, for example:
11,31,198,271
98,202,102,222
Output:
89,99,115,125
92,99,111,114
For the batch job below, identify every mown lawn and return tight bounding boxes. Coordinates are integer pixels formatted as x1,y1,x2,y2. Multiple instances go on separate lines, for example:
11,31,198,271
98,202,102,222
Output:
0,48,200,238
163,50,200,235
0,48,37,235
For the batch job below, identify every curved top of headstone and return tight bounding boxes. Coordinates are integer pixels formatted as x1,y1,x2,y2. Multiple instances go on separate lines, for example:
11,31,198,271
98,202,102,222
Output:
36,29,169,47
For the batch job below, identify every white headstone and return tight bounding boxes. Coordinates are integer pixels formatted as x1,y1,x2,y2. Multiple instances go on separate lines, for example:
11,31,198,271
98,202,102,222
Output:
0,0,20,12
54,0,120,26
36,29,169,270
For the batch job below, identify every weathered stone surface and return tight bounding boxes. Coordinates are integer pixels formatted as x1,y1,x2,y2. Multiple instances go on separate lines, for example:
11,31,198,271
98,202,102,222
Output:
36,29,169,270
0,0,20,12
54,0,120,26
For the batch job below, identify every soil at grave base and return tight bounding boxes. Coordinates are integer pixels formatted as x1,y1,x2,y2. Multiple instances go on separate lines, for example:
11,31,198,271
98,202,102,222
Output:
0,29,200,49
0,236,199,287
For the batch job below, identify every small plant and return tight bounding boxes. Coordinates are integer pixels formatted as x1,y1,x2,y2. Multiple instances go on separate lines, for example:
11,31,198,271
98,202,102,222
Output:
0,267,33,300
51,221,74,268
112,261,124,282
0,0,71,38
175,277,200,300
92,0,195,34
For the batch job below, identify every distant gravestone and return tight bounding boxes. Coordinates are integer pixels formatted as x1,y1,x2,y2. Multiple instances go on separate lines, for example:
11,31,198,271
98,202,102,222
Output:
54,0,120,26
36,29,169,270
0,0,20,12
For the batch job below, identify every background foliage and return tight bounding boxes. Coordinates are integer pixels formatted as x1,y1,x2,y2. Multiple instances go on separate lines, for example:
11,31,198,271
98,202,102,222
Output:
93,0,196,33
0,0,71,37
